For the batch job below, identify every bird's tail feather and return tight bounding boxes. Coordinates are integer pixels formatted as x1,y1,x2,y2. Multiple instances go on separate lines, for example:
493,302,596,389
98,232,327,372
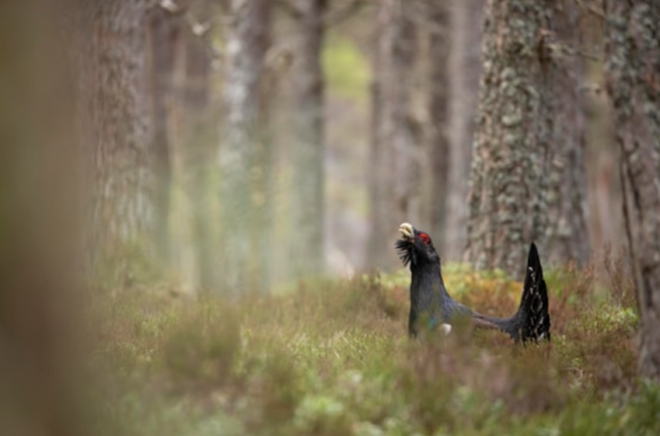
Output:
513,242,551,342
472,243,551,342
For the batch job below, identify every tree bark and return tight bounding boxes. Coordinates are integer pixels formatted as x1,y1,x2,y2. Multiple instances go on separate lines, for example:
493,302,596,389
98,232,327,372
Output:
219,0,271,294
160,0,216,293
367,46,383,270
445,0,485,261
78,0,155,277
147,4,178,264
289,0,327,278
604,0,660,381
367,0,417,270
183,0,216,291
466,0,553,276
545,0,590,266
0,3,86,434
426,3,450,247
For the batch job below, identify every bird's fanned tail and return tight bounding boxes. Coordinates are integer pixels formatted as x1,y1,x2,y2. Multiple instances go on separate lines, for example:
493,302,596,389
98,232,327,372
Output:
476,243,551,342
515,242,551,342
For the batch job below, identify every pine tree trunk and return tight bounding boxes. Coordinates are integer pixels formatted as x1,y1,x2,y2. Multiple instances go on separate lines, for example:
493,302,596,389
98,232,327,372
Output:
219,0,271,294
445,0,485,261
0,4,85,433
367,0,417,269
148,4,178,264
367,47,383,269
289,0,326,278
427,3,450,246
182,1,215,291
79,0,155,276
545,0,590,266
604,0,660,381
466,0,553,276
155,0,215,293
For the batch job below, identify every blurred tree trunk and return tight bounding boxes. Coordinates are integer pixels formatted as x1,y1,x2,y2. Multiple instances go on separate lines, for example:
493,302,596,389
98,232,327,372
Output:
367,48,382,269
219,0,271,294
81,0,155,279
426,3,450,246
182,1,216,291
1,3,87,435
545,0,590,266
367,0,417,269
289,0,326,278
604,0,660,381
161,0,216,293
445,0,484,261
254,51,275,294
466,0,553,276
147,4,179,265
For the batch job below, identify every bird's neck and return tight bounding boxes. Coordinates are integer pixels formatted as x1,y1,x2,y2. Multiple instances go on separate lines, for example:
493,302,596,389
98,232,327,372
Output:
409,261,449,313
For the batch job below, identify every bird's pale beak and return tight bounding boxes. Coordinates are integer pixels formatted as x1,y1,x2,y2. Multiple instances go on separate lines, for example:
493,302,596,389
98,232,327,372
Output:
399,222,414,240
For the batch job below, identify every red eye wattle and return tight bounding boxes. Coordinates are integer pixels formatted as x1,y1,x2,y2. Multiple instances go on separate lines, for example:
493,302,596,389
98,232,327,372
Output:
419,233,430,245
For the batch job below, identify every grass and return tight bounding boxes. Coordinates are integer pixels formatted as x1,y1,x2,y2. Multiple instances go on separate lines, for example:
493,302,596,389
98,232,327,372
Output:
84,257,660,436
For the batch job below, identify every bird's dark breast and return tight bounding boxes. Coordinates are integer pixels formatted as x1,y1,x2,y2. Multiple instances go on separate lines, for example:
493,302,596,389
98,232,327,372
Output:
409,265,444,323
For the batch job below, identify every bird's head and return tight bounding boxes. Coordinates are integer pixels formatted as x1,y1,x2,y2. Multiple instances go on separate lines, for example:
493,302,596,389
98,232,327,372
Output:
395,222,440,268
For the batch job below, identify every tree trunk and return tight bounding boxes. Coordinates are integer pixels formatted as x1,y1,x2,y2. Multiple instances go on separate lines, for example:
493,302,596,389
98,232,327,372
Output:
219,0,271,294
426,3,450,247
466,0,553,276
289,0,326,278
604,0,660,381
183,1,216,291
367,48,383,270
0,3,86,434
445,0,485,261
80,0,155,278
162,0,216,293
545,0,590,266
367,0,417,270
147,4,178,265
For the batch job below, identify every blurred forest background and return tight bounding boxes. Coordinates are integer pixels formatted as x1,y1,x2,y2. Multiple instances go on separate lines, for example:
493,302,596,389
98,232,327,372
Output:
51,0,637,293
2,0,660,435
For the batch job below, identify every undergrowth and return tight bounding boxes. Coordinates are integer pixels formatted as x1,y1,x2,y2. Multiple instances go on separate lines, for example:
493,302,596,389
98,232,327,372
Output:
85,258,659,436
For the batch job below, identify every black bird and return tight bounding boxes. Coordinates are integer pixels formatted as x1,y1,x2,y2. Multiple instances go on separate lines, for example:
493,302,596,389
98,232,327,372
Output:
395,222,550,343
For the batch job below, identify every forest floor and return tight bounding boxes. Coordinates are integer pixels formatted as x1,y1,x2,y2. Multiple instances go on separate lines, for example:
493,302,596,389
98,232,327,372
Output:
86,251,660,436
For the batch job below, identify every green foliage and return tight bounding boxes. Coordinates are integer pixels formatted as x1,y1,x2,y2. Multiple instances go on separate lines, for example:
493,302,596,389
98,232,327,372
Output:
87,262,657,436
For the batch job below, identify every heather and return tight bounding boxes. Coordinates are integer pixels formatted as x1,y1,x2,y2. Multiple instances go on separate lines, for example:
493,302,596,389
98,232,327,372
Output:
86,251,656,436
